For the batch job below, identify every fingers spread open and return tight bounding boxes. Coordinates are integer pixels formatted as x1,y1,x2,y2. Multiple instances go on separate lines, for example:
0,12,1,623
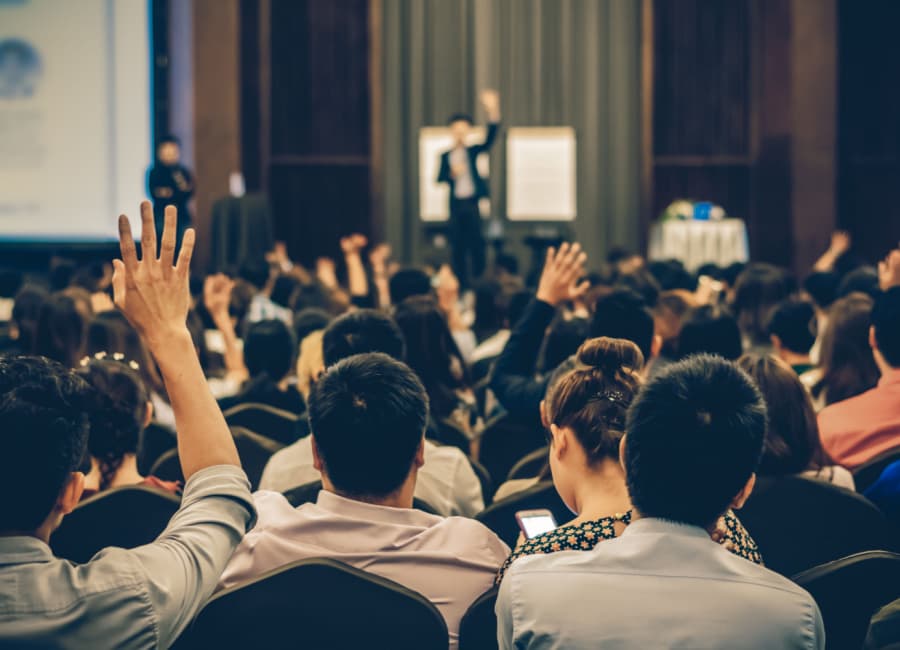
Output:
111,259,127,307
176,228,196,277
118,215,139,273
139,201,157,261
159,205,178,268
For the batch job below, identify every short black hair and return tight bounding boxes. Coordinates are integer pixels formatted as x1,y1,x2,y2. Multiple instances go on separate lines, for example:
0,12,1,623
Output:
767,299,816,355
0,270,23,299
0,356,92,532
389,268,432,305
309,353,428,498
293,308,332,345
322,310,406,367
872,288,900,368
244,319,297,380
647,260,696,292
679,305,743,361
590,289,655,363
157,134,180,146
803,271,840,311
837,266,880,300
238,258,272,291
625,354,766,528
447,113,473,126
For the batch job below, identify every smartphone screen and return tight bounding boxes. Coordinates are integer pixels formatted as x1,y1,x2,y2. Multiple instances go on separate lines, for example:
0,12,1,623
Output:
517,512,558,539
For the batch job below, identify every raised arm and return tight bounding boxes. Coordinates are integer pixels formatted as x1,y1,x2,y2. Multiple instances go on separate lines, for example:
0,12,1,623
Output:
813,231,851,272
341,233,372,306
474,89,501,153
113,202,241,478
204,273,248,383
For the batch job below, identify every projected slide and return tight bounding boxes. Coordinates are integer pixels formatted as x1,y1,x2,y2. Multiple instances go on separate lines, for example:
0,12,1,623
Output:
0,0,150,241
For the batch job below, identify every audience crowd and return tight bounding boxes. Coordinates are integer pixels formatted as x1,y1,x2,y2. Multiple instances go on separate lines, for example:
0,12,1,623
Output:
2,203,900,649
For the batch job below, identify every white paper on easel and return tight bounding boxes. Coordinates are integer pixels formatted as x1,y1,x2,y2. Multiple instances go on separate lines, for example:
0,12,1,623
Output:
506,127,576,222
418,127,489,222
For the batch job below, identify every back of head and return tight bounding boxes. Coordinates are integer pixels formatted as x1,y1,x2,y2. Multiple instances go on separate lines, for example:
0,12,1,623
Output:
244,319,297,380
546,338,643,464
541,316,590,373
293,308,332,346
389,268,432,305
646,260,696,292
309,353,428,499
767,299,816,355
238,258,272,291
590,289,655,363
12,285,48,351
270,274,301,309
0,356,91,533
737,354,826,476
76,358,150,490
678,305,743,361
34,292,90,368
0,270,23,300
803,271,840,311
654,290,697,358
322,309,405,366
615,269,660,307
837,266,880,300
625,354,766,528
872,287,900,369
732,263,795,346
818,292,878,404
86,311,164,397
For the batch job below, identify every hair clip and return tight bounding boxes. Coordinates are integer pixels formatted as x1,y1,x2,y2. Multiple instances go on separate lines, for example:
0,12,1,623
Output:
599,390,627,404
79,351,140,372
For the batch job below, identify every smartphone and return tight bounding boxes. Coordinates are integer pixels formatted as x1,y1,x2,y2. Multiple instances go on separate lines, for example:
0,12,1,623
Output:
515,509,558,539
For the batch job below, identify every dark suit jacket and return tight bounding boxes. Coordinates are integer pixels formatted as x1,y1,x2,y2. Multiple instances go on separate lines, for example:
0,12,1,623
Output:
437,122,500,200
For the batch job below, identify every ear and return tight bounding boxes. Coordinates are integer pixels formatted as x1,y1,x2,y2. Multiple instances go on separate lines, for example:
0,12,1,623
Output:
730,473,756,510
650,335,662,361
143,401,154,428
870,325,878,353
57,472,85,516
549,423,568,457
770,334,783,354
413,437,426,469
618,434,628,470
311,435,324,473
540,400,550,430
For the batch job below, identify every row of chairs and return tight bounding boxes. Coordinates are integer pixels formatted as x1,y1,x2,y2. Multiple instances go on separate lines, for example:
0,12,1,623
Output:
168,550,900,650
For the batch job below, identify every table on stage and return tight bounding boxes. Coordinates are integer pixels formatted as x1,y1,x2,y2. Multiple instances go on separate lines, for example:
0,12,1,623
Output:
648,218,749,271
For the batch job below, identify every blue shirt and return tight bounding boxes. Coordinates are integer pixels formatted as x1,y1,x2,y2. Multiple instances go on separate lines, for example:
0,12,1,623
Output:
497,517,824,650
0,465,256,649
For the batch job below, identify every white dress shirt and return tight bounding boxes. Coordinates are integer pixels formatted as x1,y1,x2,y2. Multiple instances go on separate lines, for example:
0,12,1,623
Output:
450,146,475,199
259,437,485,517
498,517,825,650
220,490,509,649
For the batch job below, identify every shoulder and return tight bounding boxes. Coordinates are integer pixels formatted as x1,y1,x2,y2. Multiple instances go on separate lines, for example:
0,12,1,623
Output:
439,516,511,557
266,437,312,467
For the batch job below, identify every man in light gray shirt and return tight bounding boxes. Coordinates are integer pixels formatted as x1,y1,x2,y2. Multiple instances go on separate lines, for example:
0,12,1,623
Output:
0,204,256,648
498,354,825,649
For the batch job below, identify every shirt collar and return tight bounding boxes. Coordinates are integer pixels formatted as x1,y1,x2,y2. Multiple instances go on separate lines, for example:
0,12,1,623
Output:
0,536,55,567
878,369,900,388
619,516,711,541
314,490,438,526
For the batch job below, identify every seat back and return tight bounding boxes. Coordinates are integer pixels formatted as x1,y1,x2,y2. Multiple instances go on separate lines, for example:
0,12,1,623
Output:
506,446,549,482
793,551,900,650
174,558,448,650
283,480,440,515
475,481,572,548
232,426,284,490
137,422,176,476
469,458,495,506
51,485,180,563
479,415,547,485
737,475,894,576
223,402,303,445
149,447,184,483
459,586,499,650
856,447,900,492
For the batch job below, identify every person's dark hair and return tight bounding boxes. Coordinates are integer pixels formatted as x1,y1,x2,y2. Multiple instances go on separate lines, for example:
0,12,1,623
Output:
540,317,590,373
76,358,150,491
294,308,333,347
546,338,643,464
815,293,879,405
49,260,76,292
625,354,766,527
447,113,473,126
678,305,743,361
33,292,90,368
86,311,167,399
872,287,900,369
767,299,816,355
721,262,747,288
12,285,48,352
590,289,655,363
615,269,660,307
244,319,297,380
646,260,696,292
393,296,470,420
309,353,428,498
731,264,796,346
238,258,272,291
0,355,92,532
836,266,880,300
737,354,831,476
606,247,634,265
696,263,724,282
389,268,432,305
653,290,695,359
270,274,301,309
157,133,180,147
0,270,23,299
495,253,519,277
71,263,107,294
322,310,406,367
804,271,840,311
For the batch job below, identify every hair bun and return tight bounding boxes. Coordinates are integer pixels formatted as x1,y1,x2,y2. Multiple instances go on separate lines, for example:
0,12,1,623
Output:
577,337,644,375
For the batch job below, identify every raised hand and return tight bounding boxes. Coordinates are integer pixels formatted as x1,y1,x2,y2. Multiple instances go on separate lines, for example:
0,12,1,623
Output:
112,202,194,349
203,273,235,321
879,249,900,291
481,89,501,119
535,242,589,307
829,231,851,256
316,257,339,290
340,234,368,256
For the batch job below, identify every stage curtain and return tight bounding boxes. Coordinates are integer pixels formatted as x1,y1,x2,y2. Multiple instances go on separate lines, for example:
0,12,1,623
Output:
380,0,642,265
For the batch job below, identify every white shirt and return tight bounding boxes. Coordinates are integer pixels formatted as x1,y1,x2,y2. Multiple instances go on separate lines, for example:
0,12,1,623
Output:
219,490,509,649
259,437,484,517
498,517,824,650
470,329,511,364
450,146,475,199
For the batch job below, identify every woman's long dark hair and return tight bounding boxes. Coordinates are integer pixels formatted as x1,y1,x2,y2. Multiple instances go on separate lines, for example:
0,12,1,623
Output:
815,293,879,406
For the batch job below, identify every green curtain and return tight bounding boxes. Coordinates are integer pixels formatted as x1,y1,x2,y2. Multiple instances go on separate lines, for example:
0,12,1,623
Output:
381,0,641,267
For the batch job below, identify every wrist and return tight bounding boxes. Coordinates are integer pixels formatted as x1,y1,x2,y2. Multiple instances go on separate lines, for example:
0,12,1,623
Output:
146,327,194,359
535,291,559,307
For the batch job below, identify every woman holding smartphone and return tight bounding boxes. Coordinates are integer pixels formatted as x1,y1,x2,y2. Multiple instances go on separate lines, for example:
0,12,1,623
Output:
498,337,761,581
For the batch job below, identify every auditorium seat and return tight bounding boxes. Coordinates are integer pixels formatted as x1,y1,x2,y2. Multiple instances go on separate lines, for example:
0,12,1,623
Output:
149,448,183,484
478,415,547,486
223,402,306,446
475,481,572,548
172,558,448,650
506,446,549,482
793,551,900,650
51,485,180,563
283,480,440,516
855,446,900,493
737,475,895,577
470,457,495,506
137,422,176,476
459,586,500,650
